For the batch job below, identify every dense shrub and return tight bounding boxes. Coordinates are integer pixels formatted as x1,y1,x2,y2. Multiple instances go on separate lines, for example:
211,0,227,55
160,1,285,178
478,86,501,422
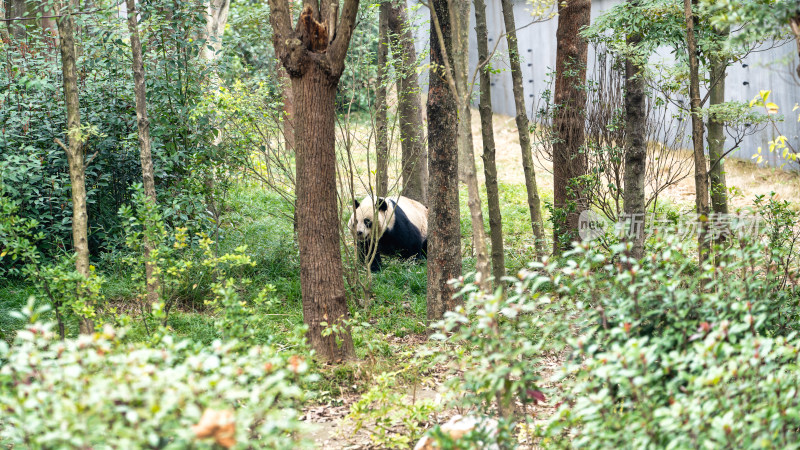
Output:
417,198,800,448
0,300,313,448
545,329,800,448
0,0,224,260
419,277,558,448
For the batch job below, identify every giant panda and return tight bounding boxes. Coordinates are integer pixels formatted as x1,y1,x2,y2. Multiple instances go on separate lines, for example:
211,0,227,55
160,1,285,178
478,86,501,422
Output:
348,195,428,272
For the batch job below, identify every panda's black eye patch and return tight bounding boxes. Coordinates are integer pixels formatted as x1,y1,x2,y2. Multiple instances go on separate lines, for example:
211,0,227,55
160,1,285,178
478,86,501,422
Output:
364,219,372,228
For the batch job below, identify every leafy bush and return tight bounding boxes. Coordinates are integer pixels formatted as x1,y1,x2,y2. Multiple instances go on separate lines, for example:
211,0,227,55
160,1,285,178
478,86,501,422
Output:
0,0,223,258
532,210,800,447
544,328,800,448
410,276,565,448
0,300,313,448
119,184,260,322
431,281,554,418
346,369,437,449
0,186,102,337
418,198,800,448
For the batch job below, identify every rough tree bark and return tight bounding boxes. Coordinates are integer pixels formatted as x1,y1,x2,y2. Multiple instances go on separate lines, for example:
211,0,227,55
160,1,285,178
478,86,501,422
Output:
623,27,647,260
499,0,546,256
375,1,389,198
427,0,463,320
279,66,295,151
707,27,729,223
387,0,427,203
56,0,93,334
268,0,360,361
6,0,27,39
474,0,505,284
126,0,160,309
684,0,709,262
0,3,7,42
429,0,490,289
552,0,590,254
40,1,57,37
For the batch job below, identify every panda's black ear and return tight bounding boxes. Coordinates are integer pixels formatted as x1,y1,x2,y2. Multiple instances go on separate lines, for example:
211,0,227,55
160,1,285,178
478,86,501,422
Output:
377,198,388,212
353,199,360,210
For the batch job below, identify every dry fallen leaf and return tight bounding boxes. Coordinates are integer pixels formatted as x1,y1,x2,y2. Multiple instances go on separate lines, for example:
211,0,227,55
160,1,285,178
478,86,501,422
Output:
288,355,303,373
192,408,236,448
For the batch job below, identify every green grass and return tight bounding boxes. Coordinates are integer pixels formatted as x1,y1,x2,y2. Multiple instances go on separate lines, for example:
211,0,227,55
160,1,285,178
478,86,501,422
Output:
0,280,40,340
2,174,554,350
457,181,554,277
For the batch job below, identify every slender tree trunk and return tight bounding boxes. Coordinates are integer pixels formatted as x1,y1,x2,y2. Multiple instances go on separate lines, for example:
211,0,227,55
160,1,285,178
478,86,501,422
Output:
56,0,93,334
427,0,462,320
707,27,729,223
500,0,546,256
791,15,800,78
269,0,360,361
126,0,160,309
552,0,590,254
474,0,505,285
457,100,491,289
624,29,647,260
388,0,427,203
201,0,230,64
684,0,709,262
375,1,389,198
450,0,490,288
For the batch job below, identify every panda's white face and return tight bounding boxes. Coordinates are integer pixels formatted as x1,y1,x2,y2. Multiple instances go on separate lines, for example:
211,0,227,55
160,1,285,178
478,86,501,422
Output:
349,196,393,242
354,214,375,241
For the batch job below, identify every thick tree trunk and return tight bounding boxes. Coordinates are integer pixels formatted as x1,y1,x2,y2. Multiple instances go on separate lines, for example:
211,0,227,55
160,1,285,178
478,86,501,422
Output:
126,0,160,309
0,3,7,42
375,1,389,198
707,30,729,222
624,30,647,260
293,65,355,361
40,2,57,37
388,0,427,203
552,0,590,254
269,0,360,362
427,0,462,321
279,66,295,152
684,0,709,262
6,0,26,39
57,0,93,334
474,0,505,285
500,0,546,257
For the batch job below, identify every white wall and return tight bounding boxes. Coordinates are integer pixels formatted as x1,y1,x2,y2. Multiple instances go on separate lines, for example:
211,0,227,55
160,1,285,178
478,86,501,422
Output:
406,0,800,169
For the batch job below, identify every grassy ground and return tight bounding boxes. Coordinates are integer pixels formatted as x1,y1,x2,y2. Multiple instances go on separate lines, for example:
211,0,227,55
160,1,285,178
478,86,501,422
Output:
2,109,798,447
4,109,797,344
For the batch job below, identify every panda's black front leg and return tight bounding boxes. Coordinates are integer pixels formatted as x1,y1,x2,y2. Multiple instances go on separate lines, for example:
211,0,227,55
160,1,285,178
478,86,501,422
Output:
370,253,382,272
357,241,368,265
357,241,382,272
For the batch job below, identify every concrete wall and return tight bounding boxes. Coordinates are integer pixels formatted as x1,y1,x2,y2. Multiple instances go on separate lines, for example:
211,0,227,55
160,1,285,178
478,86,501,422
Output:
406,0,800,169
